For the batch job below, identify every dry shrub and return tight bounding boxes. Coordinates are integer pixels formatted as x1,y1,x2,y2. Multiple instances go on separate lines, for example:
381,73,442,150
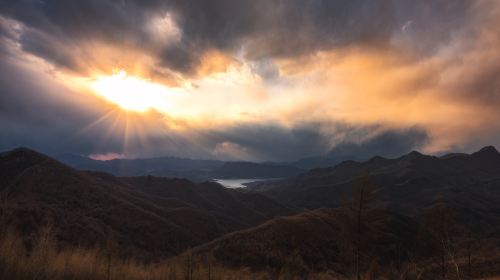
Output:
0,226,337,280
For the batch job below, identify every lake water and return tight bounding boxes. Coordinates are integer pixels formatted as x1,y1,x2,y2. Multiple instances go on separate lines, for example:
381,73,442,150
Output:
213,178,272,189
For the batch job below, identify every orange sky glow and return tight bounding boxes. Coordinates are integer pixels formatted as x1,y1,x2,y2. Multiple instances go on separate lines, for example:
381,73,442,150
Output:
1,0,500,160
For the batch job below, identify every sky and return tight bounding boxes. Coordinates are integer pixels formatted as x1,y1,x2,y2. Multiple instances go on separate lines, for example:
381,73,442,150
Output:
1,0,500,161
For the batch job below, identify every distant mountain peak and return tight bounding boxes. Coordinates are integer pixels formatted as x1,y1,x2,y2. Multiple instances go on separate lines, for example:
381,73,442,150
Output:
401,150,427,160
367,155,388,163
5,146,37,154
396,150,433,164
475,145,499,155
407,150,423,157
2,146,50,161
372,155,385,160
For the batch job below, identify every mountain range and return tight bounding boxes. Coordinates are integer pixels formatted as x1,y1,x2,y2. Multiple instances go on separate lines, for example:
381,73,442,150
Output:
250,147,500,230
56,138,430,181
0,148,291,260
58,153,303,181
1,146,500,278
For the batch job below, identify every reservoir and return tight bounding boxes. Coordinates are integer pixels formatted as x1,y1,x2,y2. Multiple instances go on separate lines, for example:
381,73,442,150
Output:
213,178,272,189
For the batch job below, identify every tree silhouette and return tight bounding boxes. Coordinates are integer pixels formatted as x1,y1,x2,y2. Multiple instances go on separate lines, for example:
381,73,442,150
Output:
104,229,119,280
418,198,461,279
338,173,386,280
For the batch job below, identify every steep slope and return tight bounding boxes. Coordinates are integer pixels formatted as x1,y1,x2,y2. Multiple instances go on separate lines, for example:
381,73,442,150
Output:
191,208,415,274
121,176,292,228
0,148,290,260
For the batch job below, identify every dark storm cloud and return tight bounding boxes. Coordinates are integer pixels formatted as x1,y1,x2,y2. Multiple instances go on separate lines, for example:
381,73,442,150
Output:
326,128,429,160
166,0,471,59
19,28,79,71
391,0,472,55
193,123,429,162
0,0,158,73
200,123,332,161
0,0,151,40
150,0,472,69
0,0,474,75
292,127,430,168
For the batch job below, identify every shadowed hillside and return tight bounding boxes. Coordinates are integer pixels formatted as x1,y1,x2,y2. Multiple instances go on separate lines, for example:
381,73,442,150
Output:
1,147,500,279
0,148,290,261
191,178,500,279
251,147,500,230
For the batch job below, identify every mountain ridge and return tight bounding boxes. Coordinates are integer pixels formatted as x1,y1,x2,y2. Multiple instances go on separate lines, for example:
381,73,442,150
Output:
248,146,500,229
0,147,292,260
1,146,500,278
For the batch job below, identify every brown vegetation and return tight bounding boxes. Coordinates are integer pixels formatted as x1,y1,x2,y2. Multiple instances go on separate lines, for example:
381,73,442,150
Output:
190,174,500,280
0,148,290,261
1,148,500,279
0,226,349,280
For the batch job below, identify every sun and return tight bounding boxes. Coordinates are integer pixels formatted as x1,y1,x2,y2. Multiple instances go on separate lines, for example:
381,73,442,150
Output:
89,70,171,112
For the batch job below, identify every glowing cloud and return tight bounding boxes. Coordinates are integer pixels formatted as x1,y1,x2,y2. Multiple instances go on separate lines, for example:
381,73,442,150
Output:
89,70,175,113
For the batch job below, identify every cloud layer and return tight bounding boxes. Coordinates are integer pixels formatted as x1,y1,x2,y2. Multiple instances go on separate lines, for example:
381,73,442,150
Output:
1,1,500,161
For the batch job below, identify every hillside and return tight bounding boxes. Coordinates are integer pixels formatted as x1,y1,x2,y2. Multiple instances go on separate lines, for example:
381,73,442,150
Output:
191,208,415,273
0,148,290,260
188,205,500,279
249,147,500,230
1,146,500,278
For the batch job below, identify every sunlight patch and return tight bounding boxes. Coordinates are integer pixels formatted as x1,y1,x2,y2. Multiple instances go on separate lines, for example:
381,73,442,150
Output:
89,70,173,112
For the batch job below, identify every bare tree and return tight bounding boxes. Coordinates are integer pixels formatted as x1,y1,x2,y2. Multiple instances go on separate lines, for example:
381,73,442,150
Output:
418,198,461,280
464,231,474,280
460,227,483,280
339,173,385,280
104,229,119,280
185,250,194,280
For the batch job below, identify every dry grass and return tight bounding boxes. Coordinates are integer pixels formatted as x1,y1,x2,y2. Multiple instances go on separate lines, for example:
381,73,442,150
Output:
1,226,498,280
0,227,346,280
